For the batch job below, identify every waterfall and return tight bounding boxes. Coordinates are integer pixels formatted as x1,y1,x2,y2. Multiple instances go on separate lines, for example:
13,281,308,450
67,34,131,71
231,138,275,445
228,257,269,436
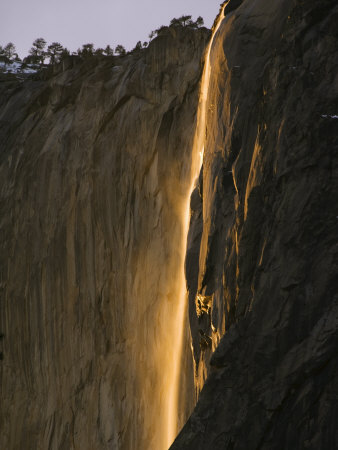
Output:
165,4,227,448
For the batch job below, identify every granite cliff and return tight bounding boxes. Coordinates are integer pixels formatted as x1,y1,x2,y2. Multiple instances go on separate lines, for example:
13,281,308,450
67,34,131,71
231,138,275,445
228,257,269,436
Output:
0,26,209,449
174,0,338,448
1,0,338,449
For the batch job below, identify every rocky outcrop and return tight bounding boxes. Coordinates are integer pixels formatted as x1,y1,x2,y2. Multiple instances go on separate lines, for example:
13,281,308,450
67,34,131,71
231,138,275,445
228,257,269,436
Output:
0,27,209,450
174,0,338,448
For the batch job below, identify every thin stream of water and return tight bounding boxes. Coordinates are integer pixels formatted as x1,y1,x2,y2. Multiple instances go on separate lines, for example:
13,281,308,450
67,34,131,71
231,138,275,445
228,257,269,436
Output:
165,4,227,448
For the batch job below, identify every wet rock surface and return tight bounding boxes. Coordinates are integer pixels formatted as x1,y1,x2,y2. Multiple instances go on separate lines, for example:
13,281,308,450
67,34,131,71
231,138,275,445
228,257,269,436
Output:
0,27,209,450
175,0,338,448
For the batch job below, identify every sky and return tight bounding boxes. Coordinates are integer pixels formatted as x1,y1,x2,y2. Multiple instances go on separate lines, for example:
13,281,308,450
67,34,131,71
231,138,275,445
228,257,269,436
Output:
0,0,222,59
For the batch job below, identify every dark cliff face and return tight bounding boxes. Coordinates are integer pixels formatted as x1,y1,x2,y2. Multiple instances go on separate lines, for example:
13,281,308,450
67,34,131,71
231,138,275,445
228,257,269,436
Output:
174,0,338,448
0,27,209,450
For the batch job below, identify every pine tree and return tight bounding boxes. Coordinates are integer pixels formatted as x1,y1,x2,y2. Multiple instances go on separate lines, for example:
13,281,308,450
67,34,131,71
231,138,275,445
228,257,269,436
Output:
104,45,114,56
3,42,18,62
115,45,126,56
133,41,142,52
81,43,94,55
47,42,64,64
178,15,192,26
170,15,193,27
195,16,204,27
170,18,181,27
0,45,9,64
60,48,70,61
29,38,47,64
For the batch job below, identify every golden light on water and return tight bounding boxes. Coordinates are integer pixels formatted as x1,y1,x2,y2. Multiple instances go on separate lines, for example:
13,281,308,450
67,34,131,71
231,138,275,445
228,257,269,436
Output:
164,5,226,448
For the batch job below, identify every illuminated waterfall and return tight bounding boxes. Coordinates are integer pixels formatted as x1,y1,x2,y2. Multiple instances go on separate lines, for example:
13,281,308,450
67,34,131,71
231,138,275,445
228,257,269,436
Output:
165,5,227,448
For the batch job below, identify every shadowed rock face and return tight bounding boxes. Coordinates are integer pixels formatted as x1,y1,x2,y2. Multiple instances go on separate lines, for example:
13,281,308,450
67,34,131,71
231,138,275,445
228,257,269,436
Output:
0,27,209,450
174,0,338,448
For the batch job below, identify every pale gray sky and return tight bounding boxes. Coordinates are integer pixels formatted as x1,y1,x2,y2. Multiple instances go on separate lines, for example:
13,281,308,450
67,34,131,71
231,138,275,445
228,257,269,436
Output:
0,0,222,58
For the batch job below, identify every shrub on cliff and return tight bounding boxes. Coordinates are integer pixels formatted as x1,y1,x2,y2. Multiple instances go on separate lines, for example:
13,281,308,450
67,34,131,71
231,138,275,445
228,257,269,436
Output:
148,25,169,40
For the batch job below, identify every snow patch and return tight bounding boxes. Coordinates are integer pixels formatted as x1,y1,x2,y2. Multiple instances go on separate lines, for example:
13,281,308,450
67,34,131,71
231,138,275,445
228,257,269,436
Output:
0,61,38,75
321,114,338,119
